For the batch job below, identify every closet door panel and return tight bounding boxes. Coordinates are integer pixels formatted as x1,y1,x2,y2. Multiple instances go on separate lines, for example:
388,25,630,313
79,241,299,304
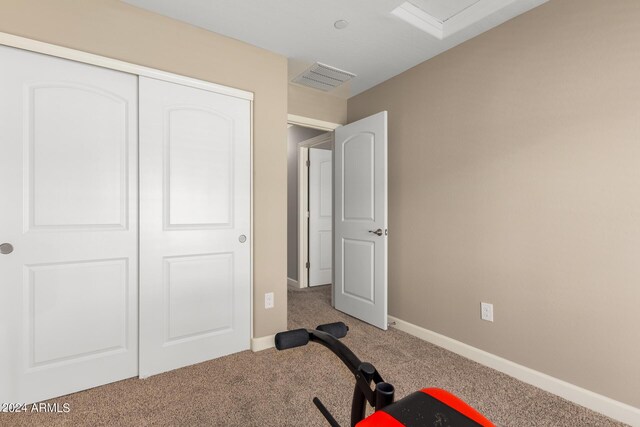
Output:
0,45,138,403
139,77,250,377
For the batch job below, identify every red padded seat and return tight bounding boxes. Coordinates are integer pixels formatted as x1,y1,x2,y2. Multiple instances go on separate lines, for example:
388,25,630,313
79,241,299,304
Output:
356,388,495,427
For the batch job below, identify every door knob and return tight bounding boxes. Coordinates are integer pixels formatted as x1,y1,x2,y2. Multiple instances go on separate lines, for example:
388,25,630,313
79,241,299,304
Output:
238,235,247,243
0,243,14,254
368,229,383,236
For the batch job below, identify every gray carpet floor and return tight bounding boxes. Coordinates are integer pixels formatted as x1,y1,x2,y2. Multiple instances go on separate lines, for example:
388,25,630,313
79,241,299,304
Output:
1,285,627,426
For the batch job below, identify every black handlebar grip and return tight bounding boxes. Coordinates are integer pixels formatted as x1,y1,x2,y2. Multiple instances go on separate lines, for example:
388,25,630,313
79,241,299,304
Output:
275,328,310,350
316,322,349,338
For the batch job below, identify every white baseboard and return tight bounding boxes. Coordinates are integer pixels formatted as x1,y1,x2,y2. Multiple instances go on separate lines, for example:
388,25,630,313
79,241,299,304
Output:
287,277,298,288
251,334,275,352
388,315,640,426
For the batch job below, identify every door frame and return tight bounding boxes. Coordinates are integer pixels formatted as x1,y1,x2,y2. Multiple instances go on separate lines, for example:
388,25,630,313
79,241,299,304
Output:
288,114,341,132
287,114,340,290
0,33,260,350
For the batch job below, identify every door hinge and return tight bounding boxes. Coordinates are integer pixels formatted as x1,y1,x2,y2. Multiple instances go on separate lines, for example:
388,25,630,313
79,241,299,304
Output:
306,160,310,167
306,261,310,269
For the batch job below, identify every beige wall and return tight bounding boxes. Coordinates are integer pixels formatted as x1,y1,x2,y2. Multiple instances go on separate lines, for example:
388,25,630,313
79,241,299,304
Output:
348,0,640,407
0,0,287,338
288,84,347,125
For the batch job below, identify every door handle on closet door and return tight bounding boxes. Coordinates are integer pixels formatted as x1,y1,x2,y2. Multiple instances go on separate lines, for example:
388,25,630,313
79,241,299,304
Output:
368,229,383,236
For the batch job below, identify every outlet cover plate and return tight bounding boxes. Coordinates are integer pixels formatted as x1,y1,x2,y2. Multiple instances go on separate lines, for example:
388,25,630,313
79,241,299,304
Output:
265,292,274,309
481,302,494,322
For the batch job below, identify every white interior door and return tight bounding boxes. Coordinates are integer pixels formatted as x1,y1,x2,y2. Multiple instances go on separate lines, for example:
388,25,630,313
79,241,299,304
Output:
334,111,388,330
139,77,251,377
0,45,139,403
309,148,333,286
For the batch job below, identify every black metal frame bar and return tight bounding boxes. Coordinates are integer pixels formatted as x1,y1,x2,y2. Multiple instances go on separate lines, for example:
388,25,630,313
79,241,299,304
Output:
304,329,394,427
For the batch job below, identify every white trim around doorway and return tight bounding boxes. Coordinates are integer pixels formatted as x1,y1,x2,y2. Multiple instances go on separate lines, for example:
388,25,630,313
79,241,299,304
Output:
287,114,341,132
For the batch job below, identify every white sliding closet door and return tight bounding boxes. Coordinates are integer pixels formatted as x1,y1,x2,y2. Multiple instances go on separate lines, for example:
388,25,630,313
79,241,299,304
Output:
139,77,251,377
0,45,139,403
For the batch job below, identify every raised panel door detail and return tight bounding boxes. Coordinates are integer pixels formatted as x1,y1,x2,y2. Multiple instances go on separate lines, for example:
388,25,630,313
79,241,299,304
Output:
164,253,234,343
334,111,388,329
319,231,332,270
26,84,128,230
165,107,233,229
342,239,375,303
26,259,129,368
2,45,138,404
342,132,375,221
309,148,333,286
320,159,332,217
139,76,250,378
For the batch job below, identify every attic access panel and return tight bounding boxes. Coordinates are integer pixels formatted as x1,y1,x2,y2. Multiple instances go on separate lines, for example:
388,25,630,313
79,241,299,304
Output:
392,0,483,39
412,0,481,21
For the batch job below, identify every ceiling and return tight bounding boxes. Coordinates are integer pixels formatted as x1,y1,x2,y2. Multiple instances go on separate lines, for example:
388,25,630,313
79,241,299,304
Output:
122,0,548,97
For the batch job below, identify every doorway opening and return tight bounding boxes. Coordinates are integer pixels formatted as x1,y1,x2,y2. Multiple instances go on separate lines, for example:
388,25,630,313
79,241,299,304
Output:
286,115,339,299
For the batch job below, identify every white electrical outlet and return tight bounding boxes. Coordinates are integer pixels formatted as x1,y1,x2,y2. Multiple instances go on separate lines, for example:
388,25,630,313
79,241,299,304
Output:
481,302,494,322
265,292,274,309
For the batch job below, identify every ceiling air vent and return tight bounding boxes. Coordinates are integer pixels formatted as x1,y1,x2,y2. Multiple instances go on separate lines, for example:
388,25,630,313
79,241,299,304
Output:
292,62,356,92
